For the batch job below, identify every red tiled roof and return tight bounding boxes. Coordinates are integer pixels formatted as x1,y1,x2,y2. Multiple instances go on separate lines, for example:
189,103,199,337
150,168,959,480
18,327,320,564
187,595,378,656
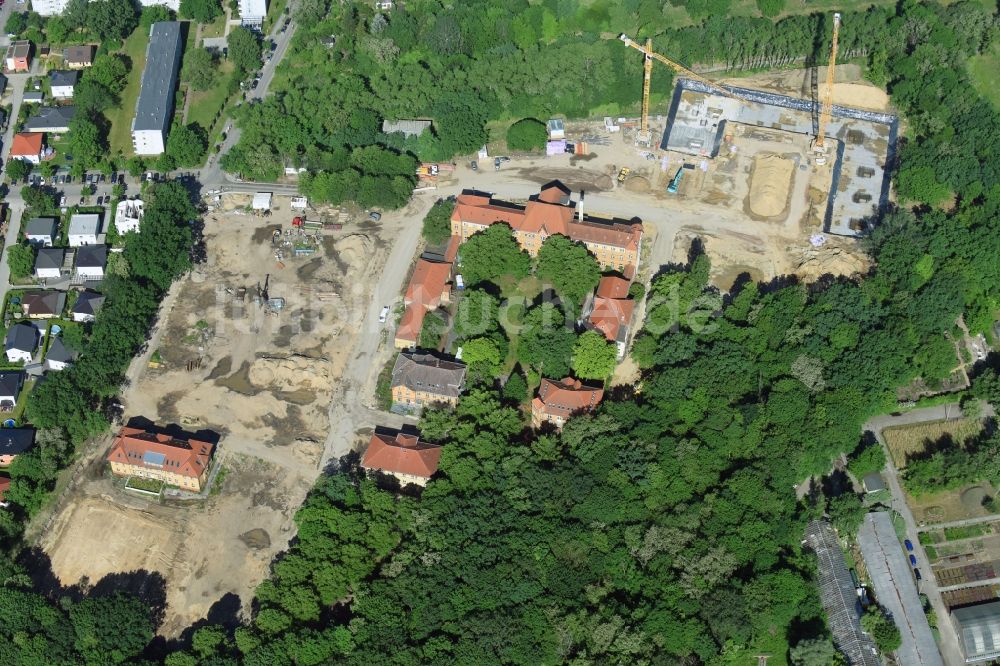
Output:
361,430,442,479
10,132,42,157
444,234,461,263
533,377,604,419
597,276,630,299
106,426,214,480
452,183,642,251
590,296,635,342
396,305,424,344
536,182,570,204
405,259,451,308
0,476,9,502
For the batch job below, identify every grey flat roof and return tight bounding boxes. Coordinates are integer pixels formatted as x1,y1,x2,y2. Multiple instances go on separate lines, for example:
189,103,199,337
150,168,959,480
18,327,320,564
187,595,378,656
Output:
858,512,944,666
68,213,101,236
133,22,183,133
953,600,1000,662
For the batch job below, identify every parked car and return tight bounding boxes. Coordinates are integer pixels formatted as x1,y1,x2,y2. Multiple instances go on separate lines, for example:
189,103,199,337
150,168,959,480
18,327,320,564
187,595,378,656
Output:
369,211,381,222
914,568,922,580
99,173,106,183
378,305,390,324
79,196,85,204
96,195,104,205
59,196,66,207
909,554,917,566
904,539,913,551
494,157,501,171
251,79,259,90
470,160,477,171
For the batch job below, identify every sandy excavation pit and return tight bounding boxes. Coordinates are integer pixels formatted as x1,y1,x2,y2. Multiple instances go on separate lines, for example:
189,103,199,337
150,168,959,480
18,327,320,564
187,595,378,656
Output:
748,153,795,218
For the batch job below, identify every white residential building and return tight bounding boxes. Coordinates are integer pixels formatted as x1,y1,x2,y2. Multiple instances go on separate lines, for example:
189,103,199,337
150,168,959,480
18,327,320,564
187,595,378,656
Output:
68,213,102,247
38,0,179,14
49,70,80,99
132,22,183,156
239,0,267,30
114,199,144,235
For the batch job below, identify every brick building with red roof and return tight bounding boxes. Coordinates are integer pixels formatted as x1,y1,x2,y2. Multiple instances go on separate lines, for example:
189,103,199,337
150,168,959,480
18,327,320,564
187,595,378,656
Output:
10,132,44,165
361,429,442,486
450,181,643,277
531,377,604,429
588,276,636,359
395,258,452,349
106,426,215,492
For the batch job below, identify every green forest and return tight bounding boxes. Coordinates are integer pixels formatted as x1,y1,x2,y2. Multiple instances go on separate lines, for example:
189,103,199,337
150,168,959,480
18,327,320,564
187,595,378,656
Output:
0,0,997,664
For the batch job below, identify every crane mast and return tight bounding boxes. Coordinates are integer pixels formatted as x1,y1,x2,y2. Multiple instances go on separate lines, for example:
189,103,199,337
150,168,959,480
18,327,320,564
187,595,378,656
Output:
640,38,652,141
814,12,841,152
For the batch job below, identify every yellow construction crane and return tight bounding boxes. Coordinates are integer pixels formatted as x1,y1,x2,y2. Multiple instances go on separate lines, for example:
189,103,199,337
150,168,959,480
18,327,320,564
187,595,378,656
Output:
814,12,841,153
619,33,752,144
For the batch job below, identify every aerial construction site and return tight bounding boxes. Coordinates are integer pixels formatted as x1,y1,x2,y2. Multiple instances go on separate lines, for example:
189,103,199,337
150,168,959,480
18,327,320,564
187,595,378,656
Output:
621,16,897,240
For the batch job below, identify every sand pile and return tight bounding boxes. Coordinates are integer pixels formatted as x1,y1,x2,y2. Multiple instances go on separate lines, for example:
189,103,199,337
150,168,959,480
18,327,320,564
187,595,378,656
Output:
821,82,890,111
624,176,650,193
793,242,870,281
334,234,372,266
248,355,332,392
748,153,794,218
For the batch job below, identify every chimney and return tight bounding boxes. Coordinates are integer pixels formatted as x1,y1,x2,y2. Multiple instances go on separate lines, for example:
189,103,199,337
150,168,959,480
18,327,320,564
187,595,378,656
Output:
578,190,585,222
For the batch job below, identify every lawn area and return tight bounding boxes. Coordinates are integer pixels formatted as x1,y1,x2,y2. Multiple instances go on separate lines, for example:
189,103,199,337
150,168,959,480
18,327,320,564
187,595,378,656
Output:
968,42,1000,111
905,481,996,525
106,26,150,157
200,13,227,39
944,523,993,541
185,60,236,131
883,416,984,468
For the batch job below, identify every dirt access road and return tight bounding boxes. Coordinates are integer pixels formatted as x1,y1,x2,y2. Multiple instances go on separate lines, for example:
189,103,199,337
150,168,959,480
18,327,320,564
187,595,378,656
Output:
39,193,425,635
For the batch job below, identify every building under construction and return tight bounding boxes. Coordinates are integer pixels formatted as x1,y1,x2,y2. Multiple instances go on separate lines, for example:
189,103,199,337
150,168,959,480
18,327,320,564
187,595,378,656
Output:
661,78,898,237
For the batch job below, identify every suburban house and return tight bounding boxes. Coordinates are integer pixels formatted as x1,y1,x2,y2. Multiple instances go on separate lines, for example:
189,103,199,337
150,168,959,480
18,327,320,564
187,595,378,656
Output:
63,45,95,68
587,276,636,359
21,290,66,319
106,425,216,492
4,323,38,363
22,91,44,104
451,181,644,276
390,351,466,409
531,377,604,429
45,337,76,371
114,198,143,234
24,106,76,133
238,0,267,30
24,217,58,246
0,372,24,409
68,213,101,246
381,119,431,137
394,258,453,348
131,22,183,156
75,245,107,280
361,428,442,487
71,291,104,322
0,429,34,465
49,70,80,99
10,132,44,164
5,41,31,72
34,247,65,280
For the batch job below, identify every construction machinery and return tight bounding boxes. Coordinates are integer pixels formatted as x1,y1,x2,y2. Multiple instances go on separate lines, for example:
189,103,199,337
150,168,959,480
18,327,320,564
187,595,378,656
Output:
813,12,841,163
666,167,684,194
619,34,753,146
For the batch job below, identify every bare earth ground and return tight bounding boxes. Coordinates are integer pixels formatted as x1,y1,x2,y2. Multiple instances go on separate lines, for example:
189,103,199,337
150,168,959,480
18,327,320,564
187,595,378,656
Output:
38,194,416,636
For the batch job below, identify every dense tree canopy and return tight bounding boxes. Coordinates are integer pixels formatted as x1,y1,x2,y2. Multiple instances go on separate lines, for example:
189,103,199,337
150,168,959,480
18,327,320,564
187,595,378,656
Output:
536,233,601,305
506,117,547,151
421,199,454,245
458,224,531,287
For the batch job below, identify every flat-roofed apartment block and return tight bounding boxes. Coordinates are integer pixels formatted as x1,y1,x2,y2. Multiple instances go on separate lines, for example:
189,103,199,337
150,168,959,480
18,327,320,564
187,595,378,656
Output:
450,180,643,277
390,351,466,409
106,425,215,492
131,22,183,156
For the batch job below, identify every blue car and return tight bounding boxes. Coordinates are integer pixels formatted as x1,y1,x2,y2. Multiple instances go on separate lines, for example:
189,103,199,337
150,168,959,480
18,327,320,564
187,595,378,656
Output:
905,539,914,551
909,554,918,566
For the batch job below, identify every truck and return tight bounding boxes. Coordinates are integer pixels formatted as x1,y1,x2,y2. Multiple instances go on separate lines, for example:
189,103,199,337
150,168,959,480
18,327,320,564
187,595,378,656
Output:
292,216,324,231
